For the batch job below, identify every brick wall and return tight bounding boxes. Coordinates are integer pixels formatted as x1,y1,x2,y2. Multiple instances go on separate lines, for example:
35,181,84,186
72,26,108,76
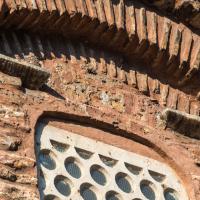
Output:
0,0,199,199
0,33,199,199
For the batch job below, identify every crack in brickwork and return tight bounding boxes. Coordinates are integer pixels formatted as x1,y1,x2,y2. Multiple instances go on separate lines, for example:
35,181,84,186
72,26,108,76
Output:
0,0,199,90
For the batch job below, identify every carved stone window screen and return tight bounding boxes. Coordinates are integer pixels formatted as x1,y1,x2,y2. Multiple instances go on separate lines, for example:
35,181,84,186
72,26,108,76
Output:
36,124,188,200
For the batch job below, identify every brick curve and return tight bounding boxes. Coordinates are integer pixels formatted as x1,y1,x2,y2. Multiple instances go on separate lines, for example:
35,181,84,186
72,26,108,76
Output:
0,0,199,92
0,30,199,116
141,0,200,31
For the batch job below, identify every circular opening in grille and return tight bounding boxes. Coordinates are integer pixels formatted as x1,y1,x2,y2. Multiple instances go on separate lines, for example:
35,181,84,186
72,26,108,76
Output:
90,165,107,186
164,188,179,200
140,180,156,200
148,170,166,182
80,183,98,200
115,172,132,193
125,163,142,175
75,147,93,159
39,149,56,170
50,139,69,152
44,194,61,200
54,175,72,197
99,155,118,167
65,157,82,179
106,191,122,200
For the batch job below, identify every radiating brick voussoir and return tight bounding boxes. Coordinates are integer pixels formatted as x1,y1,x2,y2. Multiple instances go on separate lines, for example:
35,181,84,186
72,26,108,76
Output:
0,0,199,89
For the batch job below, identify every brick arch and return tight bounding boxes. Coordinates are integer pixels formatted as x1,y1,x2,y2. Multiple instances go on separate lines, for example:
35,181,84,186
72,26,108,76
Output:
35,119,188,199
0,0,199,92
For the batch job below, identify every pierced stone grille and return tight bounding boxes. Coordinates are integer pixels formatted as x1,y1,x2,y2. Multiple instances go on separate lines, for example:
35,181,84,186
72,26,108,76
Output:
36,124,188,200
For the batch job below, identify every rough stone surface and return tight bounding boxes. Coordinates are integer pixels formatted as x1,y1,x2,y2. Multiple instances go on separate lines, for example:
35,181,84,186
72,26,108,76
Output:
0,54,50,89
160,108,200,139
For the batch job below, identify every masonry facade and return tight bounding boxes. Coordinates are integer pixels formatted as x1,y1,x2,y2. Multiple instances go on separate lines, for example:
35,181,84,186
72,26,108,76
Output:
0,0,199,199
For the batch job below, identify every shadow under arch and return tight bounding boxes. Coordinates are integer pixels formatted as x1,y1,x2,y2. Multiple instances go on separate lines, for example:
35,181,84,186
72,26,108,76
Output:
34,111,192,199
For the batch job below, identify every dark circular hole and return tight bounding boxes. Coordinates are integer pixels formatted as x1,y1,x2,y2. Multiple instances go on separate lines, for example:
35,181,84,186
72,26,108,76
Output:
115,173,132,193
80,184,97,200
106,191,122,200
39,150,56,170
164,189,178,200
99,155,117,167
65,157,81,179
50,139,68,152
44,194,61,200
125,163,142,175
140,180,155,200
90,165,107,186
148,170,165,182
75,147,93,159
54,175,72,197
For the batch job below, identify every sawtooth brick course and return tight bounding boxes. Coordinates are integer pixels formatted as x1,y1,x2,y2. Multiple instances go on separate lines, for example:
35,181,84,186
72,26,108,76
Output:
0,0,199,91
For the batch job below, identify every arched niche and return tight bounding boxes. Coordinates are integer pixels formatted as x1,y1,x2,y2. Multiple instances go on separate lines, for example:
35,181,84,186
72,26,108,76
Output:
35,117,188,200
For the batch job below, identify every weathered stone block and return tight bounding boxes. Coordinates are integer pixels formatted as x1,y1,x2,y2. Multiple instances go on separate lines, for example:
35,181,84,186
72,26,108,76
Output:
161,108,200,139
0,54,50,89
